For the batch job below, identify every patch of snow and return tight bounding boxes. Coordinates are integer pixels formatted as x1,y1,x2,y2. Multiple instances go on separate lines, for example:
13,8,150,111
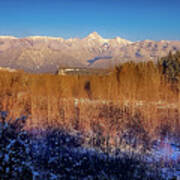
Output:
0,36,17,39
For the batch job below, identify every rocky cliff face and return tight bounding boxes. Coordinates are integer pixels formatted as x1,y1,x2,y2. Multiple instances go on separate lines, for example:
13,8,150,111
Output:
0,32,180,73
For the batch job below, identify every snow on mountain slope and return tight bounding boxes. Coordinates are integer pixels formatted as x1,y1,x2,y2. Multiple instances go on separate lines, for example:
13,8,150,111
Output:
0,32,179,73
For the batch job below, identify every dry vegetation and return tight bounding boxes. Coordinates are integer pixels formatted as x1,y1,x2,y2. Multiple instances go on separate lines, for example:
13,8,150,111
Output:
1,54,180,179
0,59,180,139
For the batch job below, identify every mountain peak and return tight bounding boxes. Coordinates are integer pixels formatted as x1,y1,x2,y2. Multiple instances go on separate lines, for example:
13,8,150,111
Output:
86,32,103,39
113,37,133,44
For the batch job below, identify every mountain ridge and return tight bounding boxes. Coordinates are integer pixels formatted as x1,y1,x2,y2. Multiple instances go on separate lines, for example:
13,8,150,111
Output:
0,32,131,42
0,32,180,73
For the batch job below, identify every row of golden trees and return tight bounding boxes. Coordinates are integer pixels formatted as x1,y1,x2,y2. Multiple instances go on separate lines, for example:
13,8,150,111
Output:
0,54,180,135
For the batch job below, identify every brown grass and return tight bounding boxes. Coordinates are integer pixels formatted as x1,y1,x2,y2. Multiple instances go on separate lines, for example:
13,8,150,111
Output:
0,62,179,137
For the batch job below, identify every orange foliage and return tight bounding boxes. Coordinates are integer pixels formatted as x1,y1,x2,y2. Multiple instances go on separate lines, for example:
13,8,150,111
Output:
0,62,179,136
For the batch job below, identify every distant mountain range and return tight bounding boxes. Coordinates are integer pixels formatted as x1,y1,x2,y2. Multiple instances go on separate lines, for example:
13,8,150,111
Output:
0,32,180,73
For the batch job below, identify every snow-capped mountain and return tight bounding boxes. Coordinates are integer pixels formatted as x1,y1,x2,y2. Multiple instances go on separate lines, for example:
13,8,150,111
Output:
0,32,180,73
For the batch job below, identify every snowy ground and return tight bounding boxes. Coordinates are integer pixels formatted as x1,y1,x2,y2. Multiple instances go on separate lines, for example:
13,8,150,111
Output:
147,137,180,179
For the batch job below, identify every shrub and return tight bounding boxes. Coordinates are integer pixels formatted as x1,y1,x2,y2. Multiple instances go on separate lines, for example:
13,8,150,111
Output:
158,51,180,83
0,111,33,179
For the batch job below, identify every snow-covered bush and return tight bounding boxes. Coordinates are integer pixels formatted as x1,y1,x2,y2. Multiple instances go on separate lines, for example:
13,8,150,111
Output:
29,127,163,180
0,111,33,179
